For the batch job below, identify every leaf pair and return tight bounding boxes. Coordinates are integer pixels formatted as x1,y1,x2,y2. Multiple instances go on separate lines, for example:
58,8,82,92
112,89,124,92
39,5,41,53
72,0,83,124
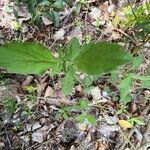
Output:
0,39,133,96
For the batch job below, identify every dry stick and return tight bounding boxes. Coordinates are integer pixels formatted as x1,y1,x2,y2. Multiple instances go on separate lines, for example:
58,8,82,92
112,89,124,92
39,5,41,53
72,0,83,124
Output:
37,97,77,106
49,39,57,50
6,132,11,148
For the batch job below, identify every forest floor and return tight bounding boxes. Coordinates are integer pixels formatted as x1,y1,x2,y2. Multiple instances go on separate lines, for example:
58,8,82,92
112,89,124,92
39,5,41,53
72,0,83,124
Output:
0,0,150,150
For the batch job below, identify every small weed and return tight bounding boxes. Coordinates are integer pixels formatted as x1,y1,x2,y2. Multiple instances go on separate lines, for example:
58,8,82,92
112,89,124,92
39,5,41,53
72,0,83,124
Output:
128,117,145,126
2,97,17,113
57,99,96,125
84,34,92,44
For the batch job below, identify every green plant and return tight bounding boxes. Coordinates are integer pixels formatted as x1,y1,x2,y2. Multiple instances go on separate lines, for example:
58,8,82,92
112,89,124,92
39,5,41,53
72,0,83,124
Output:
57,99,96,125
2,97,17,113
113,2,150,34
111,55,150,105
0,38,132,96
74,0,88,13
13,0,73,26
128,117,145,126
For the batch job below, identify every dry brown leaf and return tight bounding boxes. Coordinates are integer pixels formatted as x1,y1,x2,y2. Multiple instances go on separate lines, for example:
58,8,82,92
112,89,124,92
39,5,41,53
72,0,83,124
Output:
44,86,55,98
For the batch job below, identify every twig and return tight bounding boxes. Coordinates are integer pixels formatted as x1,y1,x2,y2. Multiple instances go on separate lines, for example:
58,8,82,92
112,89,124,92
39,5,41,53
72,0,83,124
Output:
6,132,11,148
37,97,77,106
49,39,57,50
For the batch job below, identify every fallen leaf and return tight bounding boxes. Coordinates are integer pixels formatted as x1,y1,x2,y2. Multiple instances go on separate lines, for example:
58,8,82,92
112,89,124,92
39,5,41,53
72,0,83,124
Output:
118,120,133,129
44,86,55,98
42,16,53,25
91,87,102,100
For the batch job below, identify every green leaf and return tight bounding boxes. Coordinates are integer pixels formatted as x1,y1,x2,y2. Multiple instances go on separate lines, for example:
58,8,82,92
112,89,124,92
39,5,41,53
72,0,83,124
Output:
65,37,80,60
65,0,73,6
74,2,81,14
86,114,96,125
38,0,50,6
76,114,86,123
119,74,133,104
83,75,93,87
79,99,89,111
110,70,118,82
52,61,63,75
63,112,69,119
147,64,150,76
49,11,60,27
131,55,144,70
74,42,132,75
128,118,145,126
141,80,150,89
61,66,75,95
0,42,56,75
42,11,60,27
134,75,150,81
53,0,64,9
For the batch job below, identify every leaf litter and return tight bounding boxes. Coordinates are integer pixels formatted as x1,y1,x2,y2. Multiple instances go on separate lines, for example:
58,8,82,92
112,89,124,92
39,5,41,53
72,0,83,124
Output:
0,0,150,150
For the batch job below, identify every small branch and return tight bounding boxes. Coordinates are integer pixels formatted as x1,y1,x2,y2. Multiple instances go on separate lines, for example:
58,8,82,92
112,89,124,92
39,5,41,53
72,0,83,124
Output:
37,97,77,106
